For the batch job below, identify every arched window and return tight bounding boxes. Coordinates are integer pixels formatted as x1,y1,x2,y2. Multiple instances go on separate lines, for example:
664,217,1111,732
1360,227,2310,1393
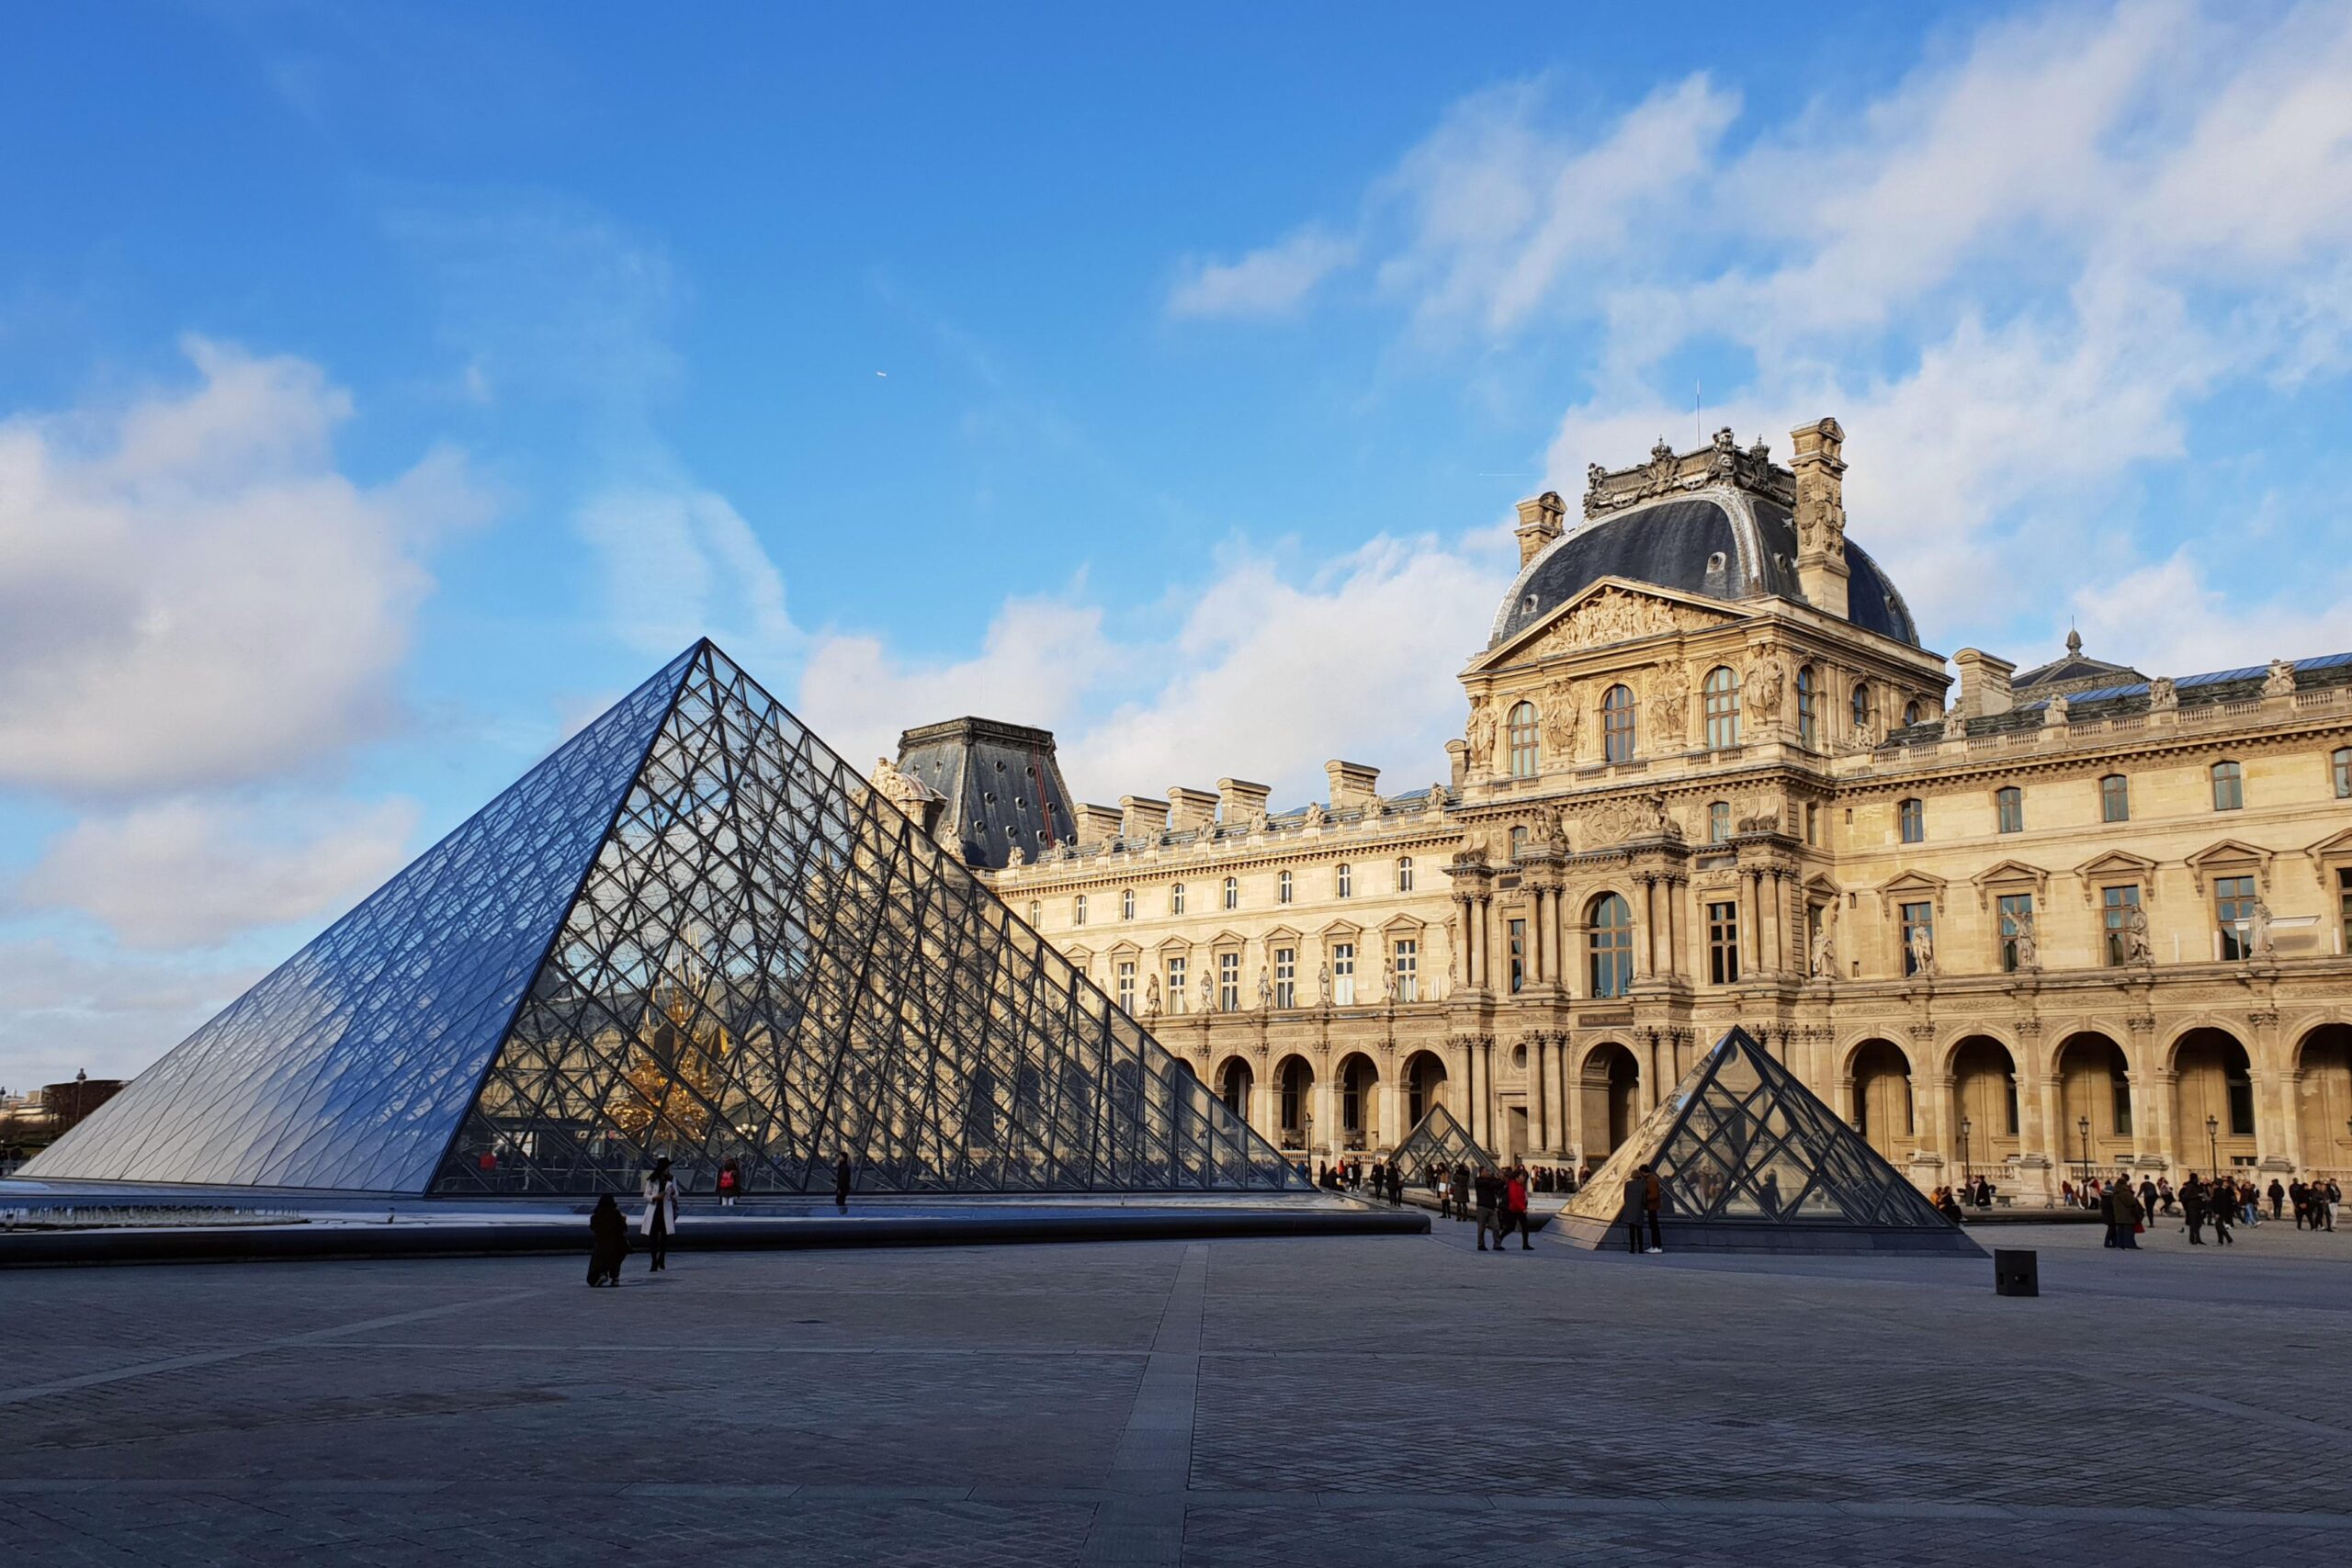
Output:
1796,666,1818,750
1708,801,1731,843
1898,797,1925,843
1509,826,1529,861
1851,682,1873,734
1904,700,1923,728
1336,863,1353,898
1277,869,1294,904
1508,700,1541,777
1995,786,2023,834
1396,856,1414,892
1602,683,1635,761
2099,775,2129,823
1121,887,1136,919
2335,747,2352,799
1222,875,1238,911
1074,894,1088,925
1703,666,1741,750
1589,893,1634,998
2211,761,2245,811
1170,883,1187,915
1027,900,1041,925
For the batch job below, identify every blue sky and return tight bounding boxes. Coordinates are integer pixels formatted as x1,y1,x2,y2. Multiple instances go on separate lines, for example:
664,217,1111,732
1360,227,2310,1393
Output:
4,0,2349,1088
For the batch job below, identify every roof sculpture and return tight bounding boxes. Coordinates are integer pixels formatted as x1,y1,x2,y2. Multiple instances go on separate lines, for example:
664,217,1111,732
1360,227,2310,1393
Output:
1552,1027,1981,1255
1385,1103,1498,1186
27,641,1305,1198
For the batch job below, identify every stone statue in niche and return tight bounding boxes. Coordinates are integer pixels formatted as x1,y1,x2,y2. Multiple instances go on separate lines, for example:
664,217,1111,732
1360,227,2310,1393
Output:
1808,904,1838,978
1317,961,1331,1006
1543,677,1580,757
1444,914,1459,984
1747,652,1788,726
1649,665,1689,735
1464,696,1498,773
1143,975,1160,1017
1905,924,1936,978
1200,964,1216,1013
1257,967,1272,1010
2005,908,2039,970
2120,903,2154,965
2247,898,2276,959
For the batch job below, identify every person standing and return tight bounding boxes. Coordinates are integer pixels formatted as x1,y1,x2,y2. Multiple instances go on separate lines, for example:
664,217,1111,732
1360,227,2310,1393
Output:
2098,1179,2119,1248
833,1152,854,1215
586,1193,629,1287
2182,1174,2206,1244
2267,1178,2286,1222
1624,1163,1664,1254
640,1157,679,1273
2111,1178,2143,1249
2138,1176,2158,1224
1475,1168,1503,1252
2210,1187,2235,1247
1453,1161,1473,1224
2156,1176,2176,1216
717,1159,741,1208
1506,1166,1533,1251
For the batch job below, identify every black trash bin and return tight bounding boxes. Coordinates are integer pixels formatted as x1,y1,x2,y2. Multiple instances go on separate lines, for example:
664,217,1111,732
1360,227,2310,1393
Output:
1994,1248,2039,1297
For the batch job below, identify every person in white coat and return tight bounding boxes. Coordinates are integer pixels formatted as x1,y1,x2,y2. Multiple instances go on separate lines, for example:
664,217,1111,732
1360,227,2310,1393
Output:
640,1156,680,1273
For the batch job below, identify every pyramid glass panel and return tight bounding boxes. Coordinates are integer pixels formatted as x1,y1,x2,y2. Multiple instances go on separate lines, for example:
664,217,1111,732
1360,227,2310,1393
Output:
1386,1104,1498,1186
1555,1027,1979,1254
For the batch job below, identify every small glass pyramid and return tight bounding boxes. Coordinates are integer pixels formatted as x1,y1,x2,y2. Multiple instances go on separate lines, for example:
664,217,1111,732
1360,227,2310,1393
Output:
28,641,1306,1198
1386,1104,1497,1186
1554,1027,1979,1253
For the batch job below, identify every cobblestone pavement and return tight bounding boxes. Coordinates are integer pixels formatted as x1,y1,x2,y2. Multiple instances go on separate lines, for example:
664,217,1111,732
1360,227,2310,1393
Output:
5,1215,2349,1564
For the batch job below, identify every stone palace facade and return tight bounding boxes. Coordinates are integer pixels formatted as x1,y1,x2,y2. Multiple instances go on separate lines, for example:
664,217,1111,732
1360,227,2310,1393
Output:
887,421,2352,1199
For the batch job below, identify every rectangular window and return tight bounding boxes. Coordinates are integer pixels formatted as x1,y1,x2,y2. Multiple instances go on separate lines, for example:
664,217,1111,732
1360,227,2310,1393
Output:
1997,893,2034,973
2100,774,2130,823
2336,748,2352,799
2101,885,2142,966
2215,874,2257,961
1337,864,1353,898
1508,919,1527,994
1898,798,1924,843
1116,961,1135,1013
2111,1072,2133,1137
1167,956,1187,1014
1396,858,1414,893
1995,787,2022,834
1274,947,1295,1010
1218,952,1239,1013
1900,902,1934,976
2211,761,2244,811
1393,939,1418,1002
2228,1071,2255,1137
1073,895,1087,925
1332,942,1355,1007
2339,869,2352,956
1706,902,1739,984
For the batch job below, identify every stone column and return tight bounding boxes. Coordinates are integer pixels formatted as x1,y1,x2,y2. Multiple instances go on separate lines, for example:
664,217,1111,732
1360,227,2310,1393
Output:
1376,1072,1400,1153
1836,1075,1857,1123
1634,875,1657,978
1547,1034,1569,1155
1532,888,1551,987
1477,1038,1497,1146
1667,879,1685,978
1920,1071,1954,1168
1565,1039,1588,1162
1531,1037,1550,1153
2151,1069,2179,1174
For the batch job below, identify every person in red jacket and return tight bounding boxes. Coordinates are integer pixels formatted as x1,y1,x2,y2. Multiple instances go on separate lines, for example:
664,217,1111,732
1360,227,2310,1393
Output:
1506,1166,1532,1251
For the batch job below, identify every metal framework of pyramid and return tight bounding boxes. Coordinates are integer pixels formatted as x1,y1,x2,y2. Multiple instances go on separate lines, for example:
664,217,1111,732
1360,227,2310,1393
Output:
26,641,1307,1198
1385,1104,1497,1186
1553,1027,1980,1254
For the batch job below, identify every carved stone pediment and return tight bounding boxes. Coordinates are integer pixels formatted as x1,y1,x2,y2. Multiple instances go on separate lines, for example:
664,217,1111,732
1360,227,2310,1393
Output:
1520,584,1732,660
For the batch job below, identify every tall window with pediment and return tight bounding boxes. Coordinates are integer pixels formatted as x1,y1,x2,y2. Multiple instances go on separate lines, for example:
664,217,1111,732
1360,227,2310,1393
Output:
1603,683,1635,761
1703,666,1741,750
1508,701,1540,777
1796,666,1818,750
1589,893,1634,998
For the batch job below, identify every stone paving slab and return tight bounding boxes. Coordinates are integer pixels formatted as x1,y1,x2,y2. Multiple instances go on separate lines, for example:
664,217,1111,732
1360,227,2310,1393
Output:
3,1223,2349,1564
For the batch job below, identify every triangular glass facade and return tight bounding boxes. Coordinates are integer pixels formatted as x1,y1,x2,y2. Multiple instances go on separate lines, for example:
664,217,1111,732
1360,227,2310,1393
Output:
1557,1027,1972,1248
1385,1104,1496,1186
31,641,1303,1197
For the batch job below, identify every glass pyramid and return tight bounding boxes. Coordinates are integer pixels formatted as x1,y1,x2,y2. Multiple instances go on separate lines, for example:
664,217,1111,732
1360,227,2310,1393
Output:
28,641,1306,1198
1554,1027,1979,1254
1385,1104,1497,1186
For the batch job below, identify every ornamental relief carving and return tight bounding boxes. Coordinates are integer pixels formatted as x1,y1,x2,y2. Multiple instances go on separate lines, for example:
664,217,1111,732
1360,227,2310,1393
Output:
1527,586,1723,658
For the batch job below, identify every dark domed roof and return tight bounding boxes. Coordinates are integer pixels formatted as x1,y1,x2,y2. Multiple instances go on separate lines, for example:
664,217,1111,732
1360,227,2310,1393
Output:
1488,490,1918,649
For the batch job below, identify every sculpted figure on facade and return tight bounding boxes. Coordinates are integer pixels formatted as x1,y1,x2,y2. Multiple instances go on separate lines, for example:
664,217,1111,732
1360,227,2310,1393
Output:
1942,708,1967,739
1808,903,1838,978
1425,784,1447,816
1303,801,1327,829
1317,960,1331,1007
1257,967,1272,1010
1004,841,1026,868
2148,675,2177,711
1200,964,1216,1014
867,756,935,815
1464,696,1498,773
1444,913,1459,984
2263,659,2297,696
1648,664,1689,738
1143,974,1160,1018
1905,924,1936,978
1746,651,1788,727
2120,903,2154,965
2247,898,2276,959
1543,677,1580,758
2005,908,2039,970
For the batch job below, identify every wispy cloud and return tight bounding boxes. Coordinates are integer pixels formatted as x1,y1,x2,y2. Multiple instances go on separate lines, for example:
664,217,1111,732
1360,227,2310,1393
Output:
1168,227,1358,320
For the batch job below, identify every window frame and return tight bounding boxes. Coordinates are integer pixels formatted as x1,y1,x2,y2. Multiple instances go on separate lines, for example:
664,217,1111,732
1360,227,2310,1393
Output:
1603,683,1636,761
1393,938,1419,1002
1273,946,1296,1010
1073,894,1088,926
1706,900,1740,985
1898,797,1925,843
1332,942,1356,1006
1277,869,1294,904
1995,786,2023,835
2214,874,2257,961
1588,892,1634,998
1336,863,1352,898
2099,774,2130,823
1796,665,1817,750
1396,855,1414,893
2100,884,2142,966
1899,901,1935,976
2211,760,2245,811
1170,883,1187,915
2334,747,2352,800
1222,875,1238,911
1167,954,1188,1014
1996,891,2034,972
1217,951,1239,1013
1708,801,1731,843
1508,700,1541,777
1703,666,1742,750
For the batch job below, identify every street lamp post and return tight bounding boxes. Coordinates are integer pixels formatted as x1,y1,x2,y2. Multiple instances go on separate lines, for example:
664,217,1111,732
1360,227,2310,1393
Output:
2075,1114,2091,1195
1960,1115,1973,1190
2206,1113,2220,1177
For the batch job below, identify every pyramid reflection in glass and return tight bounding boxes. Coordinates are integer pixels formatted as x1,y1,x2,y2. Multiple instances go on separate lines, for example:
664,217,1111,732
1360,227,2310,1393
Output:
28,641,1306,1198
1385,1104,1497,1187
1553,1027,1980,1254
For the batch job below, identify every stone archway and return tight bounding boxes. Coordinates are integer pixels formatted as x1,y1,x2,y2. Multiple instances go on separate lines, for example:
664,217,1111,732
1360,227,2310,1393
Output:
1579,1042,1640,1162
1949,1035,2021,1178
1849,1039,1916,1163
2173,1027,2257,1175
1336,1052,1381,1150
1273,1055,1315,1151
1215,1055,1255,1134
1401,1049,1448,1127
2295,1023,2352,1176
2055,1032,2134,1179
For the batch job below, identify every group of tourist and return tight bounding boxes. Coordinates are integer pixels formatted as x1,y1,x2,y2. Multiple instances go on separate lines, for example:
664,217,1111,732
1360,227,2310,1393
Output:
1313,1158,1408,1204
584,1152,860,1286
2052,1168,2344,1249
1423,1159,1539,1250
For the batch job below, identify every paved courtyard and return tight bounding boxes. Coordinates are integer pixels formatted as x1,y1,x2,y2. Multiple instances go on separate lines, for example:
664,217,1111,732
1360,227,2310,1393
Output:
5,1213,2350,1565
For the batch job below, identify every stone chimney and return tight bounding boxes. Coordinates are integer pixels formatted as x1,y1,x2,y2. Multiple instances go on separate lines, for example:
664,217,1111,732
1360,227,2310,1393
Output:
1166,786,1219,834
1073,803,1123,847
1217,777,1272,823
1119,795,1170,841
1789,417,1849,620
1951,649,2016,720
1514,491,1566,567
1325,760,1381,814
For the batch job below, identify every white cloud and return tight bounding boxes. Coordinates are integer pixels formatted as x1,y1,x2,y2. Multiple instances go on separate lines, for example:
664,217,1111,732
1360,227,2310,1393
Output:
1167,227,1357,320
2067,549,2352,675
575,482,797,666
0,337,493,796
0,938,258,1089
14,795,422,950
